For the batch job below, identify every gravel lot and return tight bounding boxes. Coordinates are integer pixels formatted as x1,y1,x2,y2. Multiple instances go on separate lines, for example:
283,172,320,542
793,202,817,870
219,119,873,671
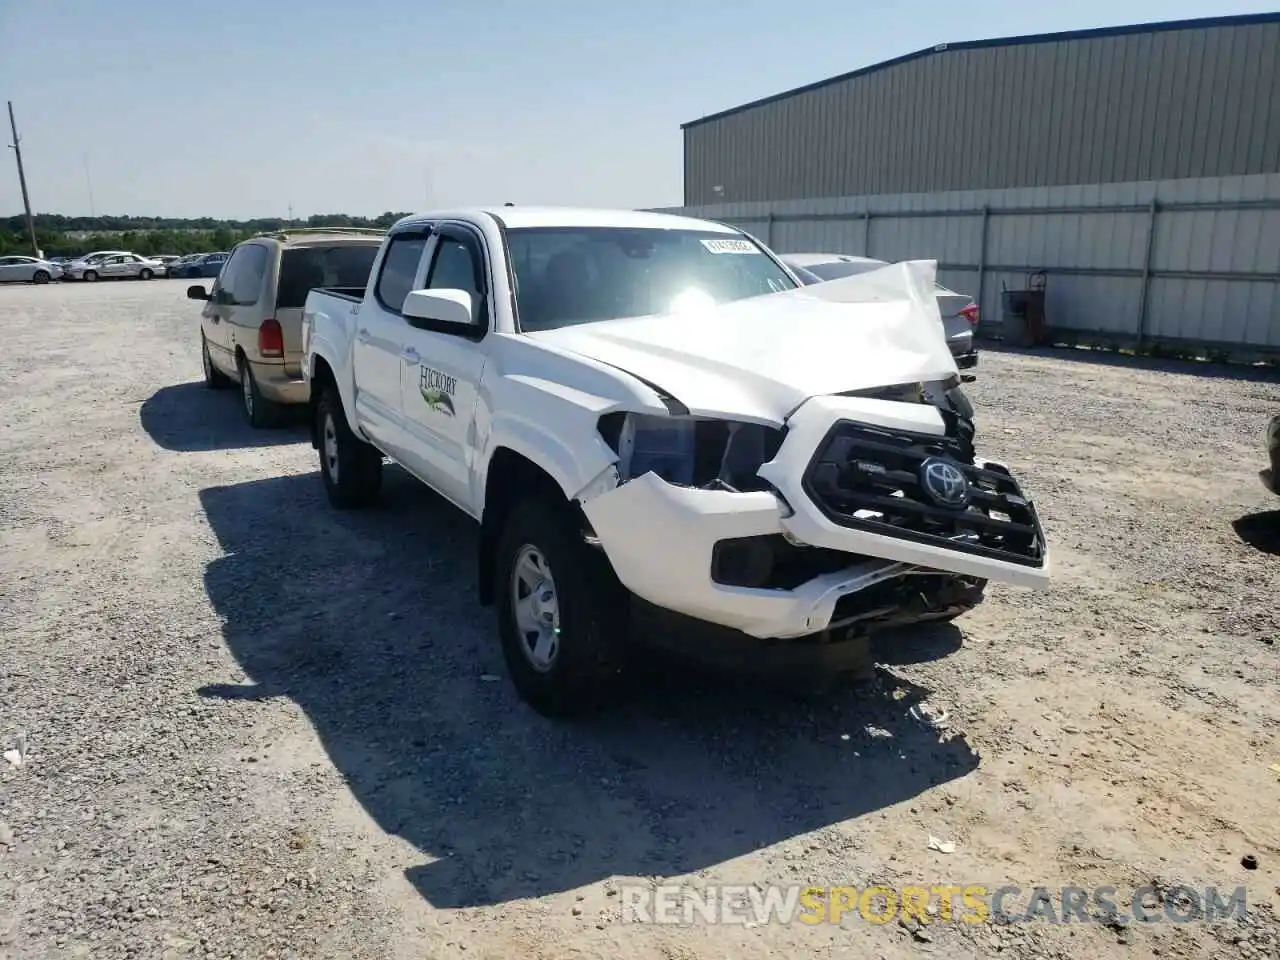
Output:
1,279,1278,960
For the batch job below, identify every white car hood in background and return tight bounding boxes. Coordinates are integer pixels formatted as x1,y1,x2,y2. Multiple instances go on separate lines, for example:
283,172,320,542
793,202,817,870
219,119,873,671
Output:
525,259,958,425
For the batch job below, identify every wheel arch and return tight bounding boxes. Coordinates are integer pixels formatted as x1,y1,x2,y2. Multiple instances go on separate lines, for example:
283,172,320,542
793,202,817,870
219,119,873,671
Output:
478,447,591,607
308,355,337,449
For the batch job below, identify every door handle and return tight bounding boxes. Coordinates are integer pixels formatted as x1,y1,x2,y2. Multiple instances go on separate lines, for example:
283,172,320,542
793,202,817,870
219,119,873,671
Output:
402,347,420,363
357,328,371,343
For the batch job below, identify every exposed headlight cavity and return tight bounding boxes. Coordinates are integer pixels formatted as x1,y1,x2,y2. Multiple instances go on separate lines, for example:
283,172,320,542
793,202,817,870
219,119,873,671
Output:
597,412,785,492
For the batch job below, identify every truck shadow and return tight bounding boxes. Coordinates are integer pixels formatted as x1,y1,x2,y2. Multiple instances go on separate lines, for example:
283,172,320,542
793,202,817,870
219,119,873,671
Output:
1232,510,1280,556
140,382,307,452
196,469,979,909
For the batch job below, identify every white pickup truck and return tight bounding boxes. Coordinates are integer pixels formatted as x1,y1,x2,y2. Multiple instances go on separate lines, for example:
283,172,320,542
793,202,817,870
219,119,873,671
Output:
301,207,1050,716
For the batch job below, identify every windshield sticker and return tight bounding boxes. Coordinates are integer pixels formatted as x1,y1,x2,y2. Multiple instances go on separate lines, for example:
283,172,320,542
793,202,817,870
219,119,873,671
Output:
700,238,759,255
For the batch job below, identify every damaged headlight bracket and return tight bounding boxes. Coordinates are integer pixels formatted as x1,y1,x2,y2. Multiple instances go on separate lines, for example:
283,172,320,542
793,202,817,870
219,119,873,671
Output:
595,411,792,512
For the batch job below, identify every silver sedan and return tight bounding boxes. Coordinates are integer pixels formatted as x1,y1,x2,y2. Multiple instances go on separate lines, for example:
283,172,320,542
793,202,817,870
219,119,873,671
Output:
0,255,63,284
62,253,164,282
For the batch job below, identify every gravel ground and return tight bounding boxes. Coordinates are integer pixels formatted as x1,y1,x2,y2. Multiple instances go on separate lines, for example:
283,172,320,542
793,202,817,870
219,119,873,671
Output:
1,279,1278,960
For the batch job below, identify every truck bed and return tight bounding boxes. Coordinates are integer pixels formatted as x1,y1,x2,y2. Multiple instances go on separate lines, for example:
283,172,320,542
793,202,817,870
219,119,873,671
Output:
313,285,366,303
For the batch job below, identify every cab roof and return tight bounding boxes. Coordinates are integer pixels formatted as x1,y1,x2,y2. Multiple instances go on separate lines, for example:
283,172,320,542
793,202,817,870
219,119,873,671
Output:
393,206,742,234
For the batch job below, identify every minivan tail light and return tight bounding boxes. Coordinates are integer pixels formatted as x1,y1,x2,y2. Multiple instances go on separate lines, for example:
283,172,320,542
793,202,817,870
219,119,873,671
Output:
258,317,284,358
960,303,980,325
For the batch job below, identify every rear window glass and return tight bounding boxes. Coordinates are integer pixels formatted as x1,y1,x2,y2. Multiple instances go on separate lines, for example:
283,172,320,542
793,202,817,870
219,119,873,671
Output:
277,244,379,309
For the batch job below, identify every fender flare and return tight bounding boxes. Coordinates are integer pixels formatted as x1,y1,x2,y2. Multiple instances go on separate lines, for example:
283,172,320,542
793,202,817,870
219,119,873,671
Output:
476,413,617,514
307,338,362,439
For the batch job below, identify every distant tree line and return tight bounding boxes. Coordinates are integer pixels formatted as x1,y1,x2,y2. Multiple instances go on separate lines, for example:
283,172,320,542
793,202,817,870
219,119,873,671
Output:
0,212,411,258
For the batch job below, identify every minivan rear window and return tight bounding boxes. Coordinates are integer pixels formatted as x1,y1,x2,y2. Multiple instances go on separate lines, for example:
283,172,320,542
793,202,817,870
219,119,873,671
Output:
277,245,380,309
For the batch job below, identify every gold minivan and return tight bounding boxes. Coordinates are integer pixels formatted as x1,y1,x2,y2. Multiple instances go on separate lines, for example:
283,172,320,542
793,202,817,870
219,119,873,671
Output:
189,229,384,427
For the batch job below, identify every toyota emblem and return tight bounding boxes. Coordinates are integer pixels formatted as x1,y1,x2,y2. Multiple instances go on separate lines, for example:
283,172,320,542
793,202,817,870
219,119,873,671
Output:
920,457,970,508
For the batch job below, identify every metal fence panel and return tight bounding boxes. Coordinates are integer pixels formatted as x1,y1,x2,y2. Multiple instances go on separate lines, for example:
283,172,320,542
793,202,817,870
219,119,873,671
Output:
653,171,1280,356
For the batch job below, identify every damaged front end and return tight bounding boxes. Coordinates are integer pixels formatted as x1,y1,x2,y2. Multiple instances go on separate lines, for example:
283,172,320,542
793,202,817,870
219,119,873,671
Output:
578,375,1050,642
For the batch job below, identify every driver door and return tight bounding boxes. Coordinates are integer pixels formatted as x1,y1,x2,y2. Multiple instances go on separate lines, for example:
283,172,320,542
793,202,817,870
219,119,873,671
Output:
397,223,491,513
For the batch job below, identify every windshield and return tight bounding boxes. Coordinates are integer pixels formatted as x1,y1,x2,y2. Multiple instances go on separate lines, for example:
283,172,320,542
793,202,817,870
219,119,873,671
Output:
506,227,796,332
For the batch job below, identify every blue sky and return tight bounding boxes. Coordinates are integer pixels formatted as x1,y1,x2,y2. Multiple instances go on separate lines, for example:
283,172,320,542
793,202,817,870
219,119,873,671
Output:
1,0,1275,219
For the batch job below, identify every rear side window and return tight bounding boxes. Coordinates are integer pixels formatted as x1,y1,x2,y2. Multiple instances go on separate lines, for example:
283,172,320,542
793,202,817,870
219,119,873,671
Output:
374,233,429,314
222,244,269,305
277,244,380,309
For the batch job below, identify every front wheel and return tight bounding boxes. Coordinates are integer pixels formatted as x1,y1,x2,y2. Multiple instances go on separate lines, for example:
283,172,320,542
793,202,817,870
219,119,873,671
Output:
201,334,230,389
83,270,98,282
32,270,49,284
316,386,382,508
139,268,153,281
495,498,628,717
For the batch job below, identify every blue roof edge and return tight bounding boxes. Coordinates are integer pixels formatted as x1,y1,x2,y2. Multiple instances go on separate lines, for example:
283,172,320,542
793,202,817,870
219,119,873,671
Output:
680,11,1280,130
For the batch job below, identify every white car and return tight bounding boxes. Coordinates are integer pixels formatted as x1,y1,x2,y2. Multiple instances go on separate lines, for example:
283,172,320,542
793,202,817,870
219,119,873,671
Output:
781,253,980,369
0,255,62,284
301,207,1049,716
62,252,164,282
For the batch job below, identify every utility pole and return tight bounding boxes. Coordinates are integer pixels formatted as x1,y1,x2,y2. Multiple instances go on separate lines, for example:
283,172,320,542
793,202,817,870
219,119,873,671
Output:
6,101,39,257
83,153,95,218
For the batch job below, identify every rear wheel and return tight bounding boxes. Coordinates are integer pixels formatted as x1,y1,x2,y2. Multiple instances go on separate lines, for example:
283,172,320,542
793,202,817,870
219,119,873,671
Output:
495,498,628,717
237,354,282,428
201,334,230,389
32,270,49,284
316,386,382,508
139,268,153,281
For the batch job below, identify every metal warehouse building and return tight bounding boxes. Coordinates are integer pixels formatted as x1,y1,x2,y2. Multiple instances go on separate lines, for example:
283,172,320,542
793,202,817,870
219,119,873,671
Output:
665,13,1280,356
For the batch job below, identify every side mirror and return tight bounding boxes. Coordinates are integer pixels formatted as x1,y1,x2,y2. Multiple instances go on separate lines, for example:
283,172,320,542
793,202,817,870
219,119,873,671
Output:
402,288,474,328
187,285,209,301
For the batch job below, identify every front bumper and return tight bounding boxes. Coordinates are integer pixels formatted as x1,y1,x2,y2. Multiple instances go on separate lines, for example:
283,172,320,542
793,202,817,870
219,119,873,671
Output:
582,395,1050,640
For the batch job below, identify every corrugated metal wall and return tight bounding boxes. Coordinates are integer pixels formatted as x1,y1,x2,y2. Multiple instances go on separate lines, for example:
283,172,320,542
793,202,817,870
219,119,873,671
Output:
653,172,1280,355
683,18,1280,206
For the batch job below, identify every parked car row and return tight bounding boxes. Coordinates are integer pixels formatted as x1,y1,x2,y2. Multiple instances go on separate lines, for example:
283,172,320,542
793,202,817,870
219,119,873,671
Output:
187,210,1049,718
1,250,236,285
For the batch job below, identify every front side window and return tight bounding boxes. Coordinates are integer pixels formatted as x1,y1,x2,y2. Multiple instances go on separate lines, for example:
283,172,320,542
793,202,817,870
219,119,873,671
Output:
374,232,429,314
424,233,486,327
505,227,795,332
426,239,480,296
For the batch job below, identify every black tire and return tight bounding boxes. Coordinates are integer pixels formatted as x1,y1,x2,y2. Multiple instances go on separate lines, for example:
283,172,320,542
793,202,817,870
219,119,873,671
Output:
201,333,230,389
32,270,49,284
139,268,153,281
934,578,988,621
237,354,282,428
83,270,98,282
315,386,382,509
495,498,628,717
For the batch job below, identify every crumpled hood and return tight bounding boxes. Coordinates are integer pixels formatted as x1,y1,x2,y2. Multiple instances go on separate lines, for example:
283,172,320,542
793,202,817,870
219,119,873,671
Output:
525,259,959,425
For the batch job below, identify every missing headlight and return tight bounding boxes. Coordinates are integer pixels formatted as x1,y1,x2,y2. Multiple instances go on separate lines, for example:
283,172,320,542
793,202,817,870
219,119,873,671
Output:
597,412,784,491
